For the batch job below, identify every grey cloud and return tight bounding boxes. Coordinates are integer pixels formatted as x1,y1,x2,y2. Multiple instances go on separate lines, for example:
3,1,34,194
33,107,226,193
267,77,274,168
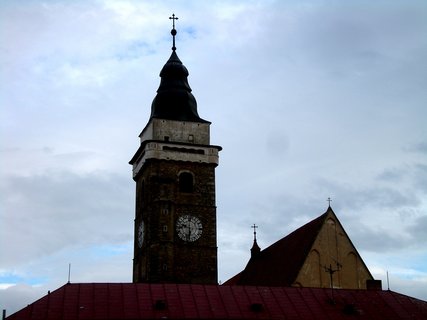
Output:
413,164,427,190
0,171,133,267
351,223,411,253
318,170,423,211
404,142,427,154
407,215,427,244
0,284,44,318
377,168,405,183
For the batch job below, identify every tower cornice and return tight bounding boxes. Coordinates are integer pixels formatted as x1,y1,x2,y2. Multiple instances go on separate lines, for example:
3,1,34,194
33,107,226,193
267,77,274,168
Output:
130,140,221,179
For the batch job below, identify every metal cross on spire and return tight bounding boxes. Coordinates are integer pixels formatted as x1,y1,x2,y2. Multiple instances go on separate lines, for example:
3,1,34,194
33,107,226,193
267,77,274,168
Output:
327,197,332,207
251,224,258,241
169,13,178,51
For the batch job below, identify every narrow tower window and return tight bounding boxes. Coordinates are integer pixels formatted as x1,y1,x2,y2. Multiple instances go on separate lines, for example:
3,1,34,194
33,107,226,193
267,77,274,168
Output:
179,172,193,193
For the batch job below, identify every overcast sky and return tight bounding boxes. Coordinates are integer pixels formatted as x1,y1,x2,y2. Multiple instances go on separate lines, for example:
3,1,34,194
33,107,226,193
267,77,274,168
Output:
1,0,427,314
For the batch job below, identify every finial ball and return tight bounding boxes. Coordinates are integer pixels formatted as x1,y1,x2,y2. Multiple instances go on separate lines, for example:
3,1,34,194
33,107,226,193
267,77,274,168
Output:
171,29,177,36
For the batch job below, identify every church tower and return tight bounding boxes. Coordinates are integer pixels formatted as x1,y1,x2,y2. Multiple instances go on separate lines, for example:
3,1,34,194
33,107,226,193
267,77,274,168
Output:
129,16,221,284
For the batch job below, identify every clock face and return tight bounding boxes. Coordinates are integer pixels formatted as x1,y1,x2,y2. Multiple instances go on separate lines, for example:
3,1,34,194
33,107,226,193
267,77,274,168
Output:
137,221,144,248
176,215,203,242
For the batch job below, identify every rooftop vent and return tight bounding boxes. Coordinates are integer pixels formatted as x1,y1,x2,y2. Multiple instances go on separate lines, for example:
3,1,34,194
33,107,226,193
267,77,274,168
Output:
250,303,263,312
343,304,360,315
154,299,167,310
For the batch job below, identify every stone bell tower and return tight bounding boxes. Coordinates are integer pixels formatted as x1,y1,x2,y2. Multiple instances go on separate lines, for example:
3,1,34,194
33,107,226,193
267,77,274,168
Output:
129,15,221,284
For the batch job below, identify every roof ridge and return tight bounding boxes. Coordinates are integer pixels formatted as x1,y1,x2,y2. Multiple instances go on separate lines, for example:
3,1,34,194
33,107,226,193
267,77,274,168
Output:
261,212,328,255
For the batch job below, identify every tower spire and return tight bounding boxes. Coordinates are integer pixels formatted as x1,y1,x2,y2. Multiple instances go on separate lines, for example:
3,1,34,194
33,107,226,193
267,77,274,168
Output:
169,13,178,51
149,14,208,123
250,224,261,258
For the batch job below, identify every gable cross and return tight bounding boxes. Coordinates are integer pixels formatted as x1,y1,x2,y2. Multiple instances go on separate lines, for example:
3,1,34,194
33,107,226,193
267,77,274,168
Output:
251,224,258,241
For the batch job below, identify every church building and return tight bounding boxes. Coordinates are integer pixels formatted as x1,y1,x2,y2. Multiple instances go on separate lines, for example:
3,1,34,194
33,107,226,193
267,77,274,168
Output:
5,16,427,320
225,206,376,290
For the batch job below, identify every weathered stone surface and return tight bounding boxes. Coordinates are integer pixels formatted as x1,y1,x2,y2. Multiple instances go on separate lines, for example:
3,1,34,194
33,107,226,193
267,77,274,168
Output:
133,157,219,284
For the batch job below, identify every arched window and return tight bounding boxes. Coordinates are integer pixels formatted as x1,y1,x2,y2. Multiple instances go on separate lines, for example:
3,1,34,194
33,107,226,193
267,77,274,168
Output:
179,172,193,193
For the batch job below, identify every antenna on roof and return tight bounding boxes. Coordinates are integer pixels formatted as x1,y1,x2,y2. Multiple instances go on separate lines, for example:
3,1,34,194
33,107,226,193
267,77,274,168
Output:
68,263,71,284
386,270,390,291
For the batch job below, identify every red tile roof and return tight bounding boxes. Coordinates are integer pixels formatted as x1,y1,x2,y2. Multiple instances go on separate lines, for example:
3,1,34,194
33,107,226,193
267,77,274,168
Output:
6,283,427,320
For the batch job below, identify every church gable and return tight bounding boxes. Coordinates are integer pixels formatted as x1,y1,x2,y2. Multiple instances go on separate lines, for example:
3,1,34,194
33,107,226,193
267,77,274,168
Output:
225,207,374,289
294,208,373,289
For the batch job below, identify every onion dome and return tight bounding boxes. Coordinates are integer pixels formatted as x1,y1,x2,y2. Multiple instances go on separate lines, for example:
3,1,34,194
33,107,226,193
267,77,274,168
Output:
150,15,208,123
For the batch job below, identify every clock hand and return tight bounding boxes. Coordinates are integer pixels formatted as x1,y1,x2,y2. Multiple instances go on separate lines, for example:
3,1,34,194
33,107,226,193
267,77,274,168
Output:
187,220,191,241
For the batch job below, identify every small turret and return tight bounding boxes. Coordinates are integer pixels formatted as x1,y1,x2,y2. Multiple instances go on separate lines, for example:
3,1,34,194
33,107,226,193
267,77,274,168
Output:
251,224,261,258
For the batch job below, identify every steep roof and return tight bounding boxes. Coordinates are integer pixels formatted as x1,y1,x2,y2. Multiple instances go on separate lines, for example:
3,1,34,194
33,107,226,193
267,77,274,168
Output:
7,283,427,320
150,50,209,123
225,209,329,286
148,21,208,123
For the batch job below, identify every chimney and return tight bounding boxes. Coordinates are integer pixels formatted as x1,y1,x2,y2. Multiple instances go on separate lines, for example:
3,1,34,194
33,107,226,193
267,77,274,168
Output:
366,279,382,291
